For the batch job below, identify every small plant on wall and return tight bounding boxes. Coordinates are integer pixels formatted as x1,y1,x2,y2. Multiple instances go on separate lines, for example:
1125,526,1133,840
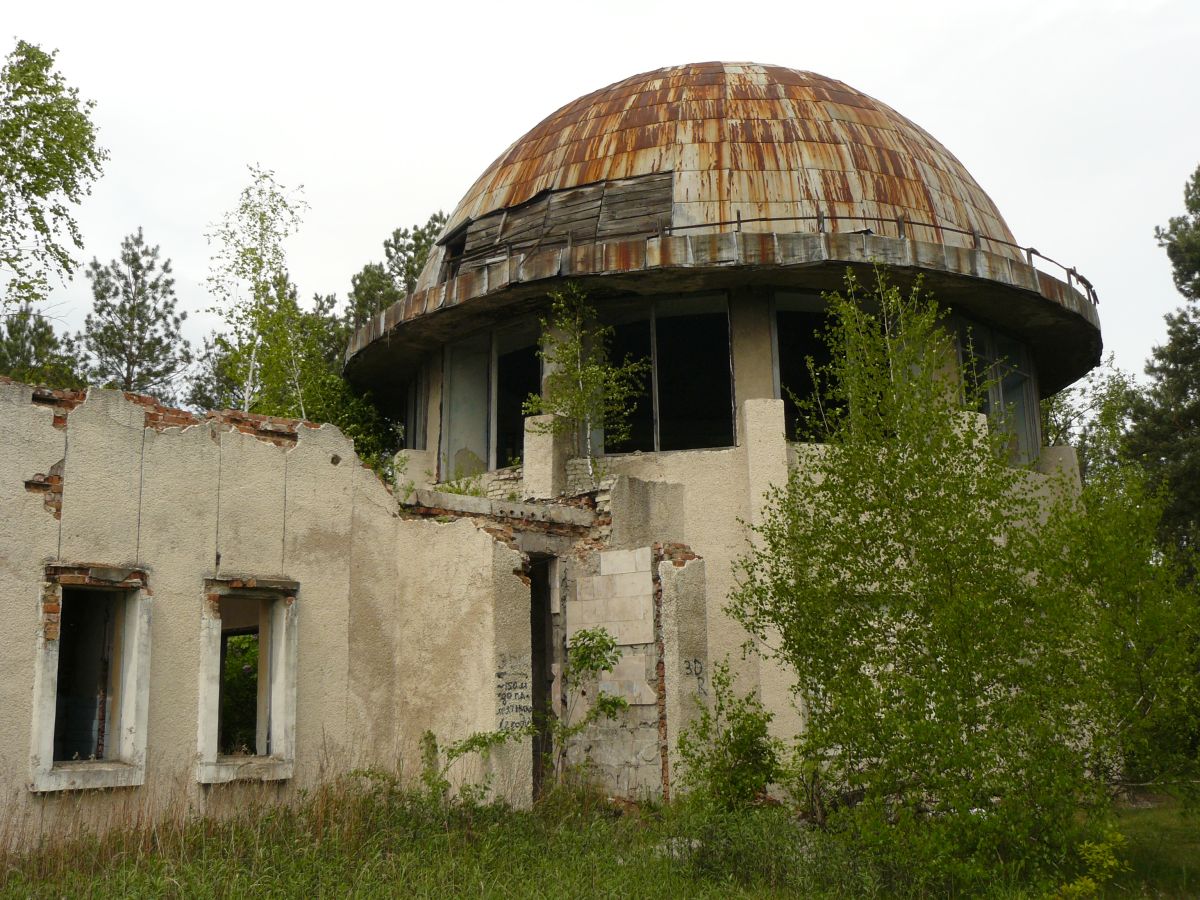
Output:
523,283,649,487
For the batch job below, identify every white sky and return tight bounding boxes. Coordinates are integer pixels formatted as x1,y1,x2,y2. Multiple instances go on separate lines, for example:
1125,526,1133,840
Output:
7,0,1199,382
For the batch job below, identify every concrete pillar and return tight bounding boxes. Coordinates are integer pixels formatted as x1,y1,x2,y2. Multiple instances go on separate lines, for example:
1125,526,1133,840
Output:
738,398,788,527
737,397,804,738
523,415,571,499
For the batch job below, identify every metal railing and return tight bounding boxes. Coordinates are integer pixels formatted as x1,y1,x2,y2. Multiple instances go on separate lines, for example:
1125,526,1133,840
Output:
449,209,1098,306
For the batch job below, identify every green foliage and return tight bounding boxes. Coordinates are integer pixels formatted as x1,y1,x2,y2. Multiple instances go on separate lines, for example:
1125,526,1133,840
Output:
1054,827,1129,898
218,634,259,756
437,468,484,496
523,283,650,485
1128,162,1200,558
1154,162,1200,302
204,163,308,412
0,39,107,307
677,660,782,810
198,167,402,471
4,772,1199,898
1054,376,1200,795
730,269,1107,883
346,261,403,329
1041,354,1139,483
77,228,192,401
546,626,630,779
1127,301,1200,558
0,300,83,388
384,211,447,295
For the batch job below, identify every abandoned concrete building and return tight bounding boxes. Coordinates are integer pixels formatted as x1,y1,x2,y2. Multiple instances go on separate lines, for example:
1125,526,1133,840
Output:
0,62,1101,841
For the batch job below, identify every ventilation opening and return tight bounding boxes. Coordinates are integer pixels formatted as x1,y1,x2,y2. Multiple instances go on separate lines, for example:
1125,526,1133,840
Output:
53,588,122,762
218,595,265,757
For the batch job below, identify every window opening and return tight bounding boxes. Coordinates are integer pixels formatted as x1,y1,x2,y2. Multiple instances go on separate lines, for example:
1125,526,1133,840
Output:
495,337,540,469
655,296,733,451
956,319,1040,463
606,318,655,453
53,588,122,762
217,595,264,757
442,333,491,479
404,365,429,451
774,307,835,441
599,295,733,453
32,566,152,792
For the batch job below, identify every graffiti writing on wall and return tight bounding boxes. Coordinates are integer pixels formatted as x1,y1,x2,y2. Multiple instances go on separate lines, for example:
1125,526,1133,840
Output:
683,657,707,697
496,667,533,731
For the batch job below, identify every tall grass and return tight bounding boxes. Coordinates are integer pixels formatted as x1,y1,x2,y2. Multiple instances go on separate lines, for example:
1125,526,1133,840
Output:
3,776,1197,898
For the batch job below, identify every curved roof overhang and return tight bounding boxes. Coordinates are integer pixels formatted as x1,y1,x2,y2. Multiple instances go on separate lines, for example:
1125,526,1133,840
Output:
344,230,1101,401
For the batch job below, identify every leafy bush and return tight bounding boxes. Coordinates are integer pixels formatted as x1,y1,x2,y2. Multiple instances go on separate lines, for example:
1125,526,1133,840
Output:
730,270,1110,885
677,659,781,809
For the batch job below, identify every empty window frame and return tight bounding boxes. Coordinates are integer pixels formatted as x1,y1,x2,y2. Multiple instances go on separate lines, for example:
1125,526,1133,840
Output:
30,566,152,792
955,318,1041,463
494,330,541,469
602,294,734,454
197,579,298,784
440,326,540,477
772,292,835,441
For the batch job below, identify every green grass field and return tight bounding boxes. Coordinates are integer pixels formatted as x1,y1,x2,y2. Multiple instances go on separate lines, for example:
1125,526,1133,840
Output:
3,780,1197,898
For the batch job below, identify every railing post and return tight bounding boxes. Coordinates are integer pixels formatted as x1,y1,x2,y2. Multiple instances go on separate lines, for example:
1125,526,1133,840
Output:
817,208,825,234
736,209,742,232
897,214,907,240
972,230,982,249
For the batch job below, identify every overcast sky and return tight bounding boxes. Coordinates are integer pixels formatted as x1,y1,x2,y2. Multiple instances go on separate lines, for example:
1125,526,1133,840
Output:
7,0,1199,382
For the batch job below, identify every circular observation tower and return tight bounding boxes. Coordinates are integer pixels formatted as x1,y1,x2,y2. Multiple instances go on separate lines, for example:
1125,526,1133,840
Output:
346,62,1101,475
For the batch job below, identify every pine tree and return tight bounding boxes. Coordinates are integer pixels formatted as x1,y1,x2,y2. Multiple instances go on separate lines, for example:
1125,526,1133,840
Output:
79,228,191,400
0,300,82,387
384,211,446,294
1127,164,1200,555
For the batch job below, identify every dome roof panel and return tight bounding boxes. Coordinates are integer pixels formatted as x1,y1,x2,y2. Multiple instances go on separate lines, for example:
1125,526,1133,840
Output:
416,62,1023,294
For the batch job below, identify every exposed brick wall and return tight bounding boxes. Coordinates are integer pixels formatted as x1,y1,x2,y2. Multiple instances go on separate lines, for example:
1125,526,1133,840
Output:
24,459,64,518
1,375,320,448
41,565,150,641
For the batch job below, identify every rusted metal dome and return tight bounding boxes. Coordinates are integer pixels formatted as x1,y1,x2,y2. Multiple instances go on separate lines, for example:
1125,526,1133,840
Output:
347,62,1100,398
416,62,1020,294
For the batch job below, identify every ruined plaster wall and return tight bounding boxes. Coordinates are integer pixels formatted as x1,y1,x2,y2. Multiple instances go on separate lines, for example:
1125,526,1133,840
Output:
392,517,532,803
599,400,799,739
0,382,530,846
659,554,708,790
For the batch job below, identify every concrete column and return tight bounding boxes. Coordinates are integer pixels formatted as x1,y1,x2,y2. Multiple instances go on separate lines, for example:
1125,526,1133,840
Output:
523,415,571,499
737,397,804,738
738,398,788,527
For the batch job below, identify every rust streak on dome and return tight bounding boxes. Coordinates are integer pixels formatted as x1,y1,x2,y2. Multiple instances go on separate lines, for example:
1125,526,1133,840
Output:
422,60,1017,295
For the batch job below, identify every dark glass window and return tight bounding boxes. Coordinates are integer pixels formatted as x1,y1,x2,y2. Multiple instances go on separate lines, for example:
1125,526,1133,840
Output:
776,309,833,441
656,310,733,450
606,319,654,453
496,344,541,468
